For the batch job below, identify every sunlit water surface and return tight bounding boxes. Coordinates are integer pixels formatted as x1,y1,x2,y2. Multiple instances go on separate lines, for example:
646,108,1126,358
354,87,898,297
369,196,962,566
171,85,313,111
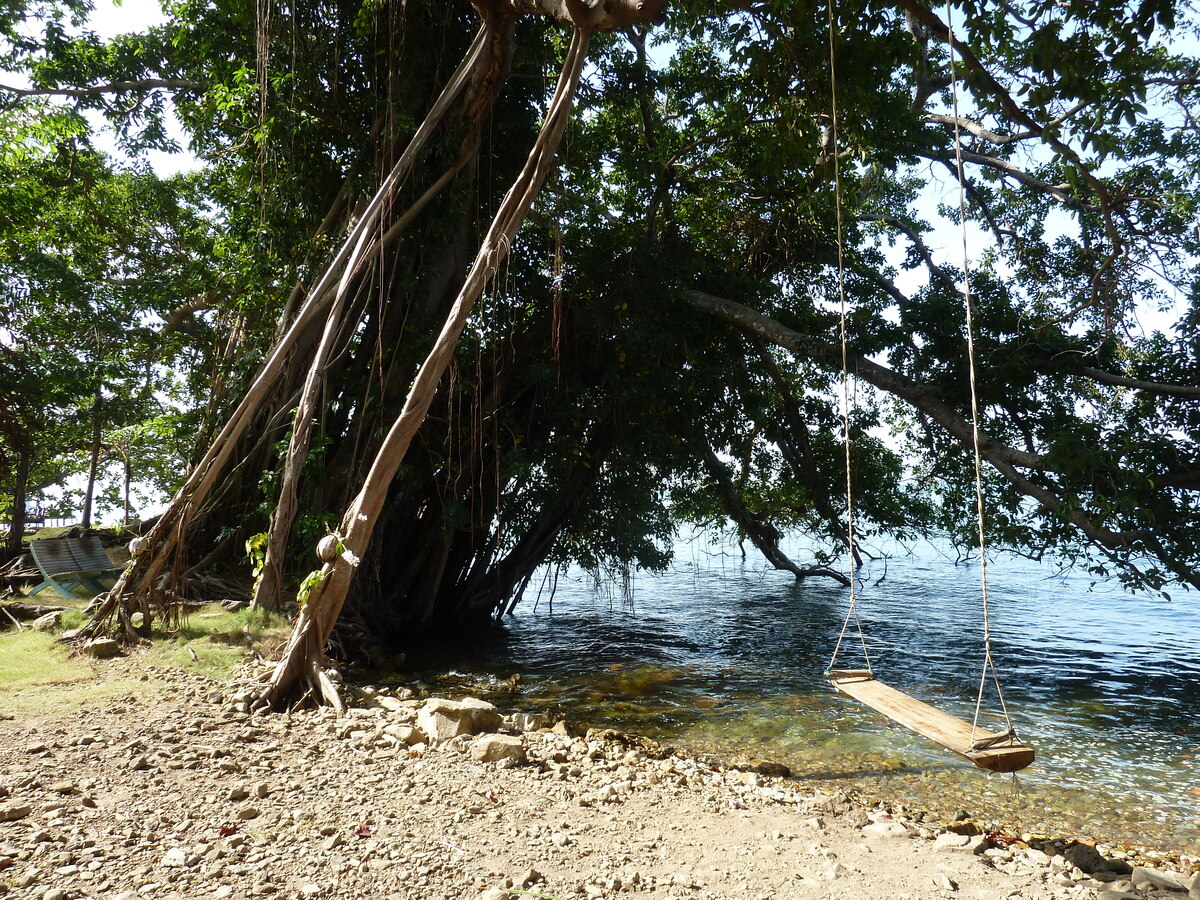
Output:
385,540,1200,853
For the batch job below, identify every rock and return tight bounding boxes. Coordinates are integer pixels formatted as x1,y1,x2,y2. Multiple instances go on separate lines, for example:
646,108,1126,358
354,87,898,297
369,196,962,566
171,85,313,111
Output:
227,786,249,802
48,781,76,794
236,806,261,820
821,862,850,880
0,804,31,821
161,848,188,868
1025,848,1051,866
480,890,512,900
1064,843,1107,874
31,611,61,631
517,868,542,888
253,782,271,799
383,724,421,745
321,834,343,851
933,873,958,891
416,698,502,742
460,697,504,731
504,712,549,732
471,734,526,764
933,833,972,852
83,637,122,659
1131,867,1187,892
755,761,791,778
862,821,911,839
42,889,68,900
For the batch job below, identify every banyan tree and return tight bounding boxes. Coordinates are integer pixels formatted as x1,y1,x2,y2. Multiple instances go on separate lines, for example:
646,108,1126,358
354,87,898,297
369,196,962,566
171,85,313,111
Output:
59,0,1199,707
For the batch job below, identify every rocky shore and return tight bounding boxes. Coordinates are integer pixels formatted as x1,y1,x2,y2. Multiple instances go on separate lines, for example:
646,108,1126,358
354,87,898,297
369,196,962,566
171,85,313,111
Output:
1,667,1197,900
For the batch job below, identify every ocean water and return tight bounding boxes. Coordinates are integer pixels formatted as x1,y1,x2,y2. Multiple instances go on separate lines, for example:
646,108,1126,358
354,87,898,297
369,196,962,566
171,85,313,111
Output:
393,538,1200,852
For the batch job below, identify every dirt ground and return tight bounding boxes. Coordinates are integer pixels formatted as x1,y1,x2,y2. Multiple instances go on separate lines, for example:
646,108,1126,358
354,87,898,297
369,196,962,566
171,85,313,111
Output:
1,662,1197,900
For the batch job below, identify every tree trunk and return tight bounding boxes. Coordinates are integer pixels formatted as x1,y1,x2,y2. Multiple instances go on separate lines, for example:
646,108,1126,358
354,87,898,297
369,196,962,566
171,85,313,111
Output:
252,22,513,613
261,24,593,708
4,449,30,562
81,388,103,528
123,456,131,526
83,25,498,639
748,337,862,567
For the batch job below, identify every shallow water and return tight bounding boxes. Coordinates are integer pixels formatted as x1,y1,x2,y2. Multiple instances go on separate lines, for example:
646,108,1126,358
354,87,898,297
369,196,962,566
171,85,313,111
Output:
391,539,1200,853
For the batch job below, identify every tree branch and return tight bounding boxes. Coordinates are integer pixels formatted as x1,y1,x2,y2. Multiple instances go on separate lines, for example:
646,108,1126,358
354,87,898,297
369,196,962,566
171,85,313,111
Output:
680,289,1170,555
0,79,204,98
923,113,1035,145
918,149,1083,209
699,441,851,586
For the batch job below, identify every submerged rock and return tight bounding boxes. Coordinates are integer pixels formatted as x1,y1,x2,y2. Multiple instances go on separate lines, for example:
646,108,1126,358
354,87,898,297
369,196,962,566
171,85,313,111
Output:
1064,843,1106,874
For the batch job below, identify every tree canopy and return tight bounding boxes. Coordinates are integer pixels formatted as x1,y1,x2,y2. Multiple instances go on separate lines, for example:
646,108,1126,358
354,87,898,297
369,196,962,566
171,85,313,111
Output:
3,0,1198,686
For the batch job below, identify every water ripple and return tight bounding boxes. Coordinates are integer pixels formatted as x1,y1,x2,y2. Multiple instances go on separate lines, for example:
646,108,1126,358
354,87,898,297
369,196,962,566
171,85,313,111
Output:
394,538,1200,852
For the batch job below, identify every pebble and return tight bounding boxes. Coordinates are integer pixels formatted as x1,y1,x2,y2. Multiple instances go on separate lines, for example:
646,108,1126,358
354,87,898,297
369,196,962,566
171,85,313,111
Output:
3,669,1193,900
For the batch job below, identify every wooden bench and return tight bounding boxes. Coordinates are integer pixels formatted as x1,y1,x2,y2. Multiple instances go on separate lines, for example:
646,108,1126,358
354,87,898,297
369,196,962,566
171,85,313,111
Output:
28,536,123,601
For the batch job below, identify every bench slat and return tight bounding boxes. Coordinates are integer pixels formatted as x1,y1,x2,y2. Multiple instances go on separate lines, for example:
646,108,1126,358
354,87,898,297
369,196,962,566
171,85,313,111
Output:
66,536,118,573
29,541,84,577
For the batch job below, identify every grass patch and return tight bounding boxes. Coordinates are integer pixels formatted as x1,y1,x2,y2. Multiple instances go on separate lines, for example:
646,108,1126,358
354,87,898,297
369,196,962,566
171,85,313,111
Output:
0,603,291,722
0,628,94,691
141,605,292,679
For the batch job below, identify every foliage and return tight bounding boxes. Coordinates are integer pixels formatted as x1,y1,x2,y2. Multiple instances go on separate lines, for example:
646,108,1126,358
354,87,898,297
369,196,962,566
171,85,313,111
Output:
0,108,222,534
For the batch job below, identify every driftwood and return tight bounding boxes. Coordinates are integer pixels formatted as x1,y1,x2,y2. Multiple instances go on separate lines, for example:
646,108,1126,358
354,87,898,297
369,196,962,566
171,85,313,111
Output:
0,552,39,581
0,600,70,620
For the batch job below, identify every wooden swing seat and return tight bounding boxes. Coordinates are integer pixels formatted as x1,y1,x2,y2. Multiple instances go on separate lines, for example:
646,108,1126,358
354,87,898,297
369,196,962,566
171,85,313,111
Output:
828,669,1035,773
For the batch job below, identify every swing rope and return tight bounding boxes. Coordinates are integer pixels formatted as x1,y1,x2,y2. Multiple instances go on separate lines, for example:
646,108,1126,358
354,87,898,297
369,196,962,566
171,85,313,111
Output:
824,0,872,677
945,9,1017,747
